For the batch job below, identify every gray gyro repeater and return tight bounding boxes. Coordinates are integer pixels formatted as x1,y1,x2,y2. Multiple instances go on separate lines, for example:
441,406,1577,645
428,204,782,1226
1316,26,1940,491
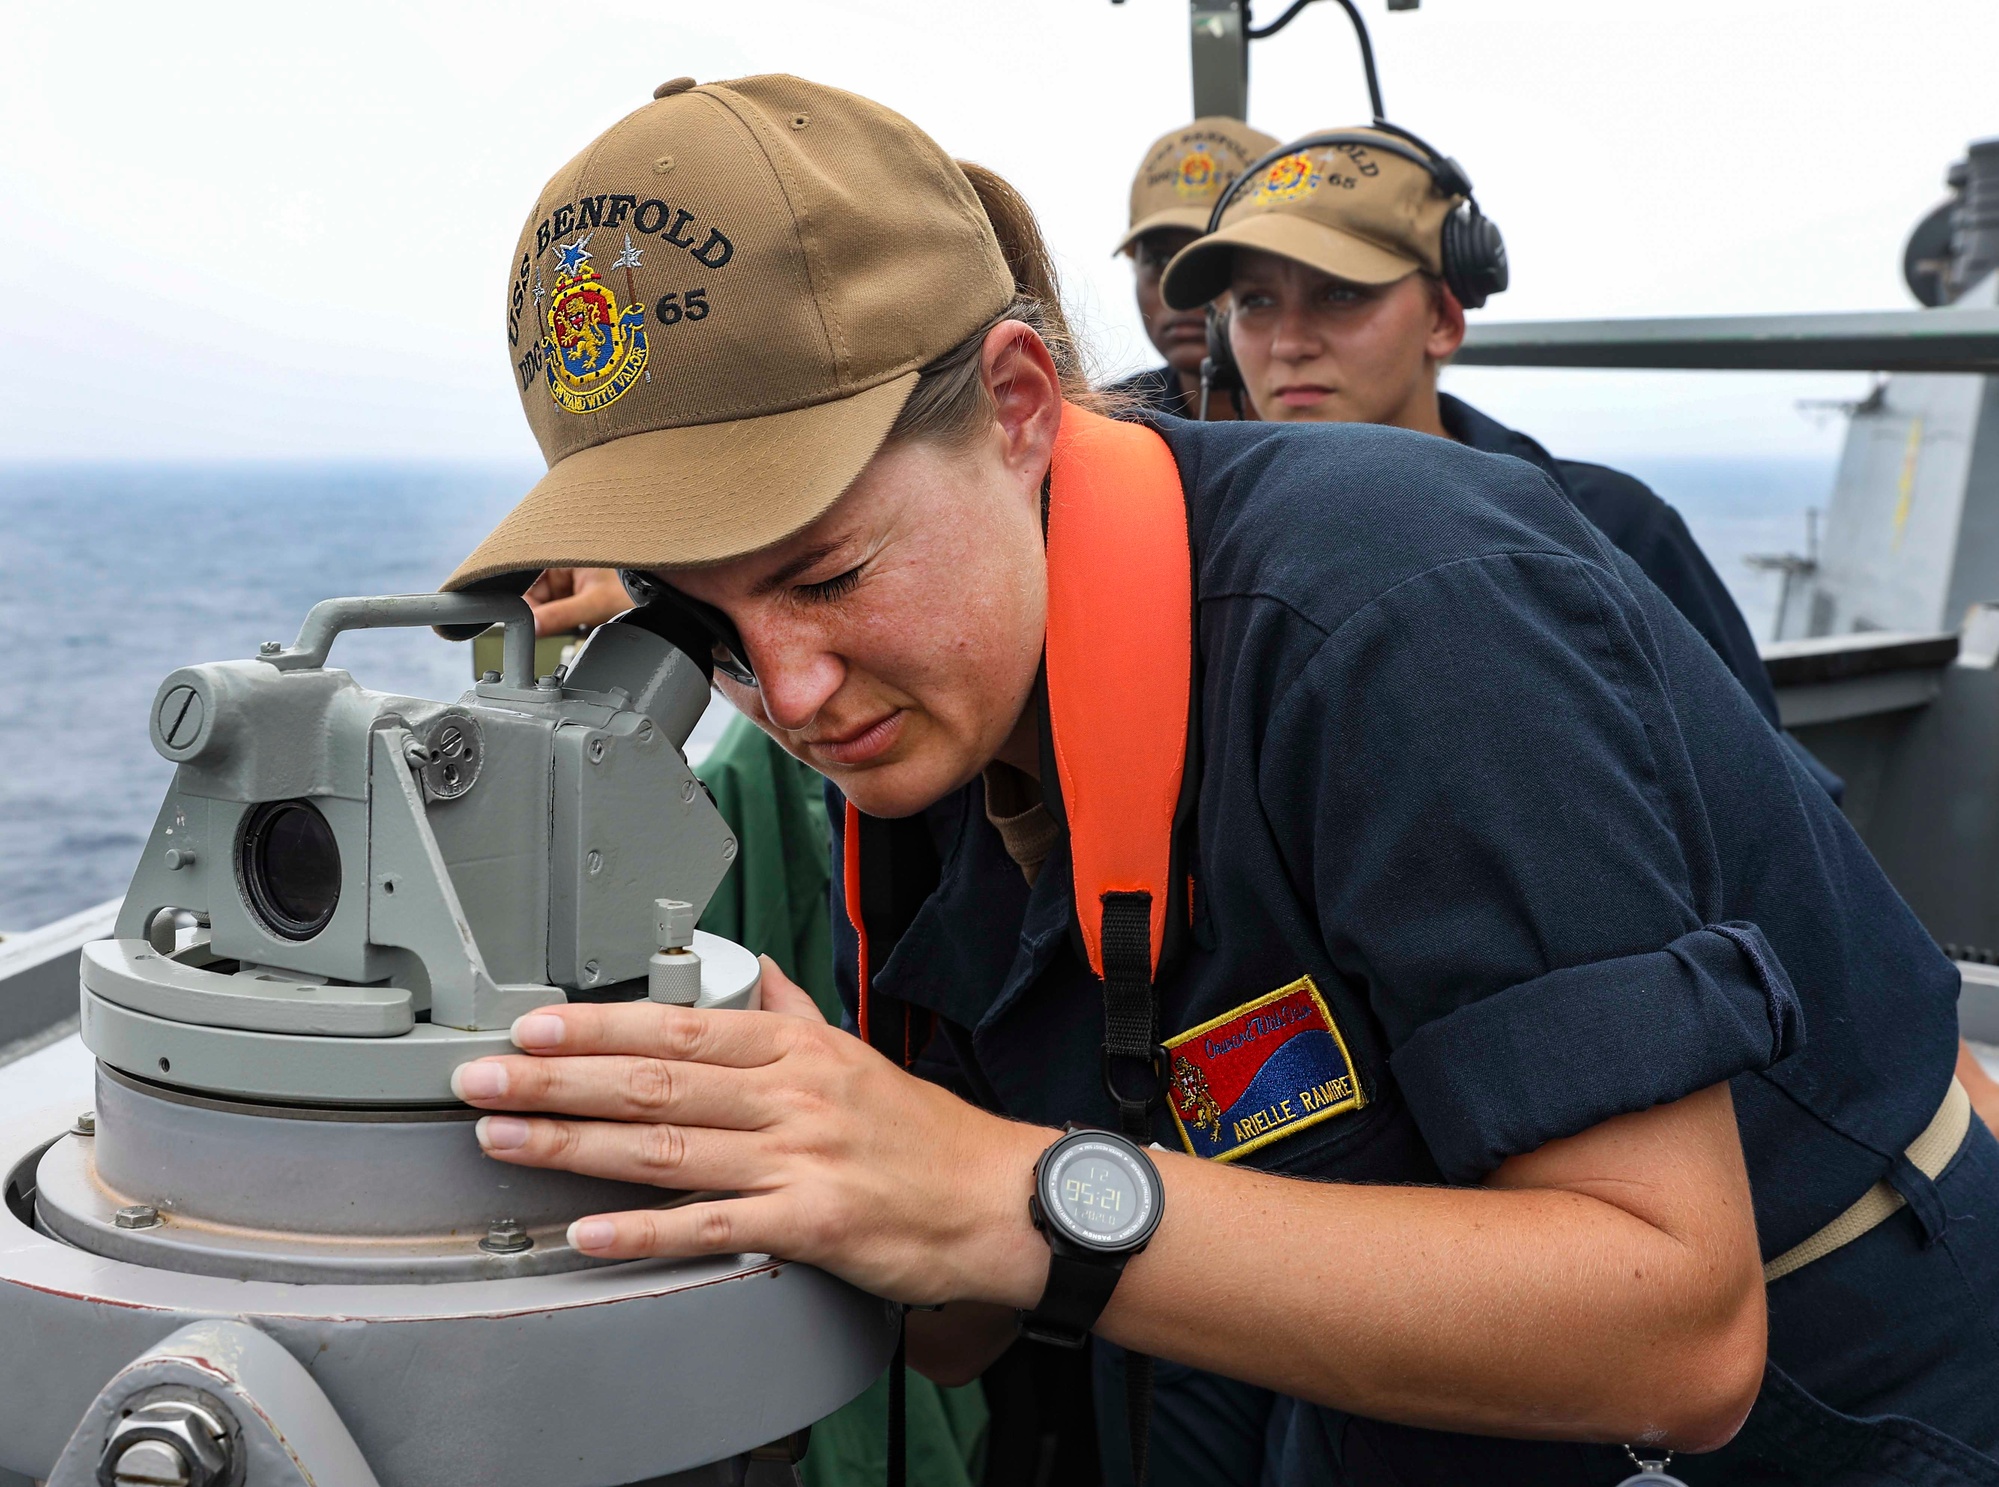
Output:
0,591,894,1487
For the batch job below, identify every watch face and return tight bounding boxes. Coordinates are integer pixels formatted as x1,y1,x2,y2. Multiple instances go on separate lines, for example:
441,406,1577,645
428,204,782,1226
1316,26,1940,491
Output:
1039,1134,1161,1252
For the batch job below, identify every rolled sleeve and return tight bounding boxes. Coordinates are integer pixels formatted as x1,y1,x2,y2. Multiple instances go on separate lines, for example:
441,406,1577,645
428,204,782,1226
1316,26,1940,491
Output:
1392,921,1803,1182
1260,548,1807,1180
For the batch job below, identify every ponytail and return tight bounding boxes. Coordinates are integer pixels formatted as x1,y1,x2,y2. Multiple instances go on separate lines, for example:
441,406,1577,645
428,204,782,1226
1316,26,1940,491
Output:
886,160,1115,447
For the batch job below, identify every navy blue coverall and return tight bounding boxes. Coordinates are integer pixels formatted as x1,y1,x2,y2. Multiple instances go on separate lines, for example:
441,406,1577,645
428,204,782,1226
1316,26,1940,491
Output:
831,417,1999,1485
1438,394,1844,803
1113,376,1830,796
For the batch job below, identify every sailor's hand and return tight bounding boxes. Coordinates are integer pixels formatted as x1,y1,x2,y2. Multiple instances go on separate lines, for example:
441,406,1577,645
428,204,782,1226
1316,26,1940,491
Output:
449,958,1054,1307
522,567,634,636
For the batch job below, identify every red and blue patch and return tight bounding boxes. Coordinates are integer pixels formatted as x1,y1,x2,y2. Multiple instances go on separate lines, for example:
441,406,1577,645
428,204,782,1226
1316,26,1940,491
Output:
1163,976,1364,1162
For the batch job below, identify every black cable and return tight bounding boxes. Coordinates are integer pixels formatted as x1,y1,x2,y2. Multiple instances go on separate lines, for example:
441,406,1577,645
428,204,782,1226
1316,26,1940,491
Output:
1127,1351,1155,1486
1245,0,1385,121
887,1313,907,1487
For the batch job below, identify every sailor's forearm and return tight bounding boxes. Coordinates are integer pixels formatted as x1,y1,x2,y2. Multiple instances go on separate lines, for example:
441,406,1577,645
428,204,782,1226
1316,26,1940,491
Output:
1087,1086,1764,1450
455,986,1762,1450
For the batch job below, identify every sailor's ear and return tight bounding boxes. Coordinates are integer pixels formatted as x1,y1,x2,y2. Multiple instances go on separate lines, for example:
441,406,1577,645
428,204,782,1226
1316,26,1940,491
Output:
979,319,1064,477
1426,276,1467,362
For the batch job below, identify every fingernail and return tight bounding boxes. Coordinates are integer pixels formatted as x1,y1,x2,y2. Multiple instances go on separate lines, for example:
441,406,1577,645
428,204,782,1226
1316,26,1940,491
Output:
512,1013,565,1049
476,1116,531,1151
451,1062,508,1101
569,1218,616,1252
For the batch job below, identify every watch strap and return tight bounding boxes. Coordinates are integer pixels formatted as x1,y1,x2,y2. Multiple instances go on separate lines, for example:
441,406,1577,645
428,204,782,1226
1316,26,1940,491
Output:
1018,1243,1129,1347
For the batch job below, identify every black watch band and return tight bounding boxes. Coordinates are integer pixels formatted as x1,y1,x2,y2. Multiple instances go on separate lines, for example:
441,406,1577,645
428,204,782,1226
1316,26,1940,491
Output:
1018,1244,1130,1347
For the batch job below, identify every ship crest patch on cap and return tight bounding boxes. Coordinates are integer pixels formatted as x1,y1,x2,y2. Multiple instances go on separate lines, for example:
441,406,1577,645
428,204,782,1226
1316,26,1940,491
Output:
507,190,740,415
1252,152,1324,206
542,233,650,415
1175,144,1220,198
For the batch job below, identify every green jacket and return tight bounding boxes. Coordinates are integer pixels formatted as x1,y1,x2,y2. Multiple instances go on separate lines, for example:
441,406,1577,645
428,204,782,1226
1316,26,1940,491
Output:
697,714,988,1486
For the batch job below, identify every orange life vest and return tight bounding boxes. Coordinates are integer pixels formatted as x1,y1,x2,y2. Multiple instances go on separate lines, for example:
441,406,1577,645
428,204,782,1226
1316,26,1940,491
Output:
844,403,1196,1130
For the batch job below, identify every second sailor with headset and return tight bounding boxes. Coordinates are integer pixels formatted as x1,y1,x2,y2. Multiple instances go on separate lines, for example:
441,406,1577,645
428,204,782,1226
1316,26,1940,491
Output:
1161,124,1802,749
445,75,1999,1486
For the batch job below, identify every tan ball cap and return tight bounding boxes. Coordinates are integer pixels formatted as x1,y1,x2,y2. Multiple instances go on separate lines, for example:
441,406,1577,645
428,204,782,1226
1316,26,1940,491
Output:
443,74,1013,593
1159,127,1460,310
1114,117,1281,255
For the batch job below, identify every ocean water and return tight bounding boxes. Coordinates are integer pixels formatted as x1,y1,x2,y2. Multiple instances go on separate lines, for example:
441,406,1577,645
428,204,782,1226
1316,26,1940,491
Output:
0,456,1834,935
1617,454,1833,641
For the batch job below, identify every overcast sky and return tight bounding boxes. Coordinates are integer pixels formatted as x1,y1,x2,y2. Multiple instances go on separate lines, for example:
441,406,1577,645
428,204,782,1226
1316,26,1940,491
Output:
3,0,1994,465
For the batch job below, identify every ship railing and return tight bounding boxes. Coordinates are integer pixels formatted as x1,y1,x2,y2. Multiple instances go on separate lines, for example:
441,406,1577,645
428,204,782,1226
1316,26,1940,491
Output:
1458,305,1999,373
0,899,117,1071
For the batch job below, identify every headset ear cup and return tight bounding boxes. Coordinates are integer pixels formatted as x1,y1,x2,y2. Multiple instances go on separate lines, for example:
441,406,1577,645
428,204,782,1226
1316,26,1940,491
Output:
1474,211,1509,302
1441,204,1508,310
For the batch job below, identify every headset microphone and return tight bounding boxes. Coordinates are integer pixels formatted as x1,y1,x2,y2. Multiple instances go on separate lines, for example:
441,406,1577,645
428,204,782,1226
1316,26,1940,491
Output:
1198,307,1244,422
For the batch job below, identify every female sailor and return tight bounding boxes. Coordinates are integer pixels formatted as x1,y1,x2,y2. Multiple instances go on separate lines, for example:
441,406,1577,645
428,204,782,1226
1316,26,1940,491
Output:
445,75,1999,1485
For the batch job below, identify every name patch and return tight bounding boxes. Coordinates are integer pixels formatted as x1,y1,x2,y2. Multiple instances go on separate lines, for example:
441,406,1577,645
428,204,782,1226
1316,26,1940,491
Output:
1163,977,1364,1162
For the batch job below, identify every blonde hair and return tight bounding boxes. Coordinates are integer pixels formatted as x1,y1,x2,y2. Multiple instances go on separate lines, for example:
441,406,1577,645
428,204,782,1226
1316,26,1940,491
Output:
886,161,1116,446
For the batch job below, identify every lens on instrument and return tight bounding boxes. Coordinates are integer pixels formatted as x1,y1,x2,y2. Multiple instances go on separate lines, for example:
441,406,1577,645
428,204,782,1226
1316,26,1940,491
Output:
240,799,340,939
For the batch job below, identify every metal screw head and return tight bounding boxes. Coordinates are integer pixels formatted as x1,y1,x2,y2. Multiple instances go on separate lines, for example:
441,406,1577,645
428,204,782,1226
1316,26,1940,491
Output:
586,849,604,876
588,737,608,763
113,1204,162,1230
98,1399,232,1487
480,1217,533,1254
536,673,560,690
258,640,282,656
73,1111,96,1136
110,1439,191,1487
480,669,502,684
419,712,484,801
582,959,601,983
155,686,205,752
722,838,738,862
680,779,697,803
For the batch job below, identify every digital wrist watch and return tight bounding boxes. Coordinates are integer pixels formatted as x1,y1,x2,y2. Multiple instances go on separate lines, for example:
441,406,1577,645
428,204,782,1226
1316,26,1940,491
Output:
1018,1126,1164,1347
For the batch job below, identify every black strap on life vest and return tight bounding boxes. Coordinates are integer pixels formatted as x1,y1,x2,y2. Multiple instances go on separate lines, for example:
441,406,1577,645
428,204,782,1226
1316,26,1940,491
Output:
1097,895,1163,1485
844,805,940,1073
840,804,939,1487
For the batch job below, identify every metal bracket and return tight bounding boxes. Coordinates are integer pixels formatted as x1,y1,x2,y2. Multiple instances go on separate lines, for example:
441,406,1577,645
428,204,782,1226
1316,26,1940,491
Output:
1189,0,1248,119
80,939,414,1037
45,1321,381,1487
367,726,552,1030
